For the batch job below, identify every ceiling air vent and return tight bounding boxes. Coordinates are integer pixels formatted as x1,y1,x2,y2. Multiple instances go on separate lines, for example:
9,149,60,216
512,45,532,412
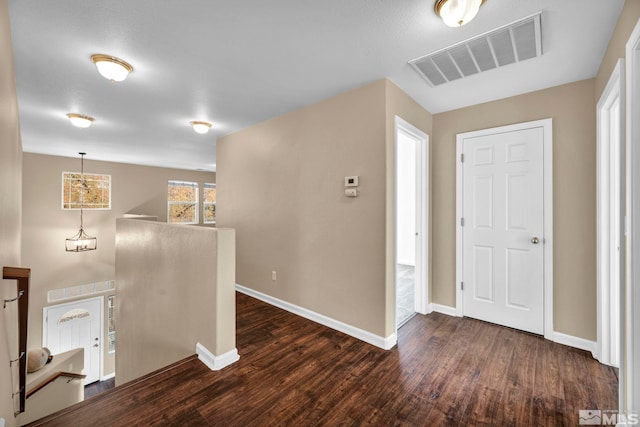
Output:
410,12,542,87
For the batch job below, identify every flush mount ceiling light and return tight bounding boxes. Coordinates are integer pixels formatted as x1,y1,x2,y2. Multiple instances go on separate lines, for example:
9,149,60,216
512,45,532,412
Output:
66,152,97,252
66,113,95,128
435,0,485,27
91,54,133,82
190,121,212,134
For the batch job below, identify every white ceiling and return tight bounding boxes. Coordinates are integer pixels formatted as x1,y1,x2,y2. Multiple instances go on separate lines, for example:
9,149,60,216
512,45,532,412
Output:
8,0,624,171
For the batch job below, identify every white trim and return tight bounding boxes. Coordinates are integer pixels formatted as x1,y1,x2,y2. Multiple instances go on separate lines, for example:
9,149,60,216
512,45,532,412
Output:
236,284,397,350
100,372,115,381
596,58,625,367
625,17,640,414
550,332,596,357
455,119,553,338
195,343,240,371
394,116,429,319
428,303,459,317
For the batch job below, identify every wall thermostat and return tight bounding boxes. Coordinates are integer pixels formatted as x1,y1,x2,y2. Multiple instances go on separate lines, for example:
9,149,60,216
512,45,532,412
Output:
345,176,359,187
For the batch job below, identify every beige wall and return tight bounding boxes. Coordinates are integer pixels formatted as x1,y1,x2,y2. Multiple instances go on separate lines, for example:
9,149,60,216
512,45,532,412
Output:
22,153,214,376
218,80,389,337
432,79,597,340
0,0,22,423
115,219,235,385
384,80,432,337
218,79,431,340
596,0,640,99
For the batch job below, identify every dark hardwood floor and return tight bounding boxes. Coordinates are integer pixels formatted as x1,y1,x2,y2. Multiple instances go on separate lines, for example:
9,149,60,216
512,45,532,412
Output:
84,377,115,399
31,292,618,426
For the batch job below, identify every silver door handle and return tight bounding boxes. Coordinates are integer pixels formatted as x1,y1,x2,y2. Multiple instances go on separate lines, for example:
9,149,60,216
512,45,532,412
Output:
531,237,540,244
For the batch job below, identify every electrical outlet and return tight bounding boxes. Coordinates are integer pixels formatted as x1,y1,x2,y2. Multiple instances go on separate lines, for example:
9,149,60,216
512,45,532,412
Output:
272,271,277,281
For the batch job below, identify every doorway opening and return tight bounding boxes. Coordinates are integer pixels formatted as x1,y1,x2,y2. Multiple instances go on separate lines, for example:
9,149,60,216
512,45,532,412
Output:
394,116,428,329
596,58,624,368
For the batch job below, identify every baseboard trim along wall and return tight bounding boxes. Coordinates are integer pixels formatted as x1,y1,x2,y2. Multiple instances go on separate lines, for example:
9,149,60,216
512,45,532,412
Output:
236,284,397,350
428,303,597,357
428,303,459,317
196,342,240,371
551,332,597,357
100,372,115,381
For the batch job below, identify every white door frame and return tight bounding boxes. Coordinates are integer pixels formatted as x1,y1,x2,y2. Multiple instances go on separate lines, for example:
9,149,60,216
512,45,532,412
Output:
455,118,553,340
624,17,640,414
43,296,104,381
596,58,624,368
394,116,429,318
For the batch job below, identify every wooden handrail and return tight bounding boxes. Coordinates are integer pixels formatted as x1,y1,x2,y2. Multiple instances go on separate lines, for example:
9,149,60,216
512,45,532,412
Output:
3,266,30,416
26,371,87,399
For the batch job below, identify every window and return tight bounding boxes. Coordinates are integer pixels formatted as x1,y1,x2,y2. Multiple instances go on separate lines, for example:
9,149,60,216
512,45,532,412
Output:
168,180,199,224
107,295,115,354
204,183,216,224
62,172,111,209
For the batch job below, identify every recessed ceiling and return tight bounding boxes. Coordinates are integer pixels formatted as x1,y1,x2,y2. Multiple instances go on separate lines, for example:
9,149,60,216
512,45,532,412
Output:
7,0,624,171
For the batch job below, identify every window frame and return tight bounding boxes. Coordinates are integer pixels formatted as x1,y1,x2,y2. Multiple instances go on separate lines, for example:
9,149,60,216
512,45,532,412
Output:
203,183,217,225
61,171,112,210
107,295,115,355
167,180,199,225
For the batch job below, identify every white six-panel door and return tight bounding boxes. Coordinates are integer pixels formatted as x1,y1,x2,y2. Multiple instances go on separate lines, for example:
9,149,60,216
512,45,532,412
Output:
461,126,545,334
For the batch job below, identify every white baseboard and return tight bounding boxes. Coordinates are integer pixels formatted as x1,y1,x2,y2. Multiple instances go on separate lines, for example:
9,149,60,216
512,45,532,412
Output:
100,372,115,381
550,332,597,357
428,303,459,317
425,304,597,358
196,343,240,371
236,284,397,350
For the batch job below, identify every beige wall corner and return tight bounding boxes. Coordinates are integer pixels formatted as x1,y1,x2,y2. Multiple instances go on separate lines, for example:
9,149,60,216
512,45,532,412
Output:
0,0,22,423
21,153,214,377
432,79,597,341
217,80,388,338
214,228,236,355
596,0,640,99
384,80,432,337
114,219,236,384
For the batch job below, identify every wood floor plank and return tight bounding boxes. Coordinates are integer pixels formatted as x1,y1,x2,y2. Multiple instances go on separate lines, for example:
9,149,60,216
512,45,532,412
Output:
30,292,618,426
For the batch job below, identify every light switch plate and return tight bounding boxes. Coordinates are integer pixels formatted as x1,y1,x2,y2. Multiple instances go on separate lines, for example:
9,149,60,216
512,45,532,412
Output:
345,188,358,197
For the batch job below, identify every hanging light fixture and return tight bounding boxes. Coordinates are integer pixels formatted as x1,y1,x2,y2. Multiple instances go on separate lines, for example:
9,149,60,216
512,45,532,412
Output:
91,54,134,82
66,152,97,252
190,121,212,134
435,0,485,27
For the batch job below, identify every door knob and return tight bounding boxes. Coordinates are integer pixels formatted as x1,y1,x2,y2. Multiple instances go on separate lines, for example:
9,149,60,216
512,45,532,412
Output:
93,344,99,347
531,236,540,244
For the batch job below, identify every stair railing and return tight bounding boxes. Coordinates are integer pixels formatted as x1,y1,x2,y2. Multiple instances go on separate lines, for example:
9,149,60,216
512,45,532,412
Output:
3,266,30,417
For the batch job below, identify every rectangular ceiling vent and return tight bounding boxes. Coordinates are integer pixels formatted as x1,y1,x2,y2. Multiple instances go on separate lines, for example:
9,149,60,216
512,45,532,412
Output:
410,12,542,87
